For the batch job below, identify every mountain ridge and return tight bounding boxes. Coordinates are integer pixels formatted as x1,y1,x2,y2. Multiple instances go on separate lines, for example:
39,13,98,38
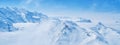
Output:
0,7,120,45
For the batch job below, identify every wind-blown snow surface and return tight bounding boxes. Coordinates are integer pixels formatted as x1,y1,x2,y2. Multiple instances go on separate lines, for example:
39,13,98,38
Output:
0,7,120,45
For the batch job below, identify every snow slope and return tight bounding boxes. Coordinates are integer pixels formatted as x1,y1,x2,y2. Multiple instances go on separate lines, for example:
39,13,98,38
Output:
0,7,120,45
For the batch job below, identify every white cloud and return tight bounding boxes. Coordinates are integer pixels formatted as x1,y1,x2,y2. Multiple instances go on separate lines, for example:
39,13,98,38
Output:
26,0,33,4
91,3,97,9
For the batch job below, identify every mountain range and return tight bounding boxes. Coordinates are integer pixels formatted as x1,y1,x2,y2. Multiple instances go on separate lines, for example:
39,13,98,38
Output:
0,7,120,45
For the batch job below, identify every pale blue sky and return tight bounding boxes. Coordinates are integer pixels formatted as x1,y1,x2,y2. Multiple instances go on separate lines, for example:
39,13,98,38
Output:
0,0,120,16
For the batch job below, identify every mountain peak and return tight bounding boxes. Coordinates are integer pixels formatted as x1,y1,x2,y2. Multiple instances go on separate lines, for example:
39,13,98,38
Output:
0,7,48,32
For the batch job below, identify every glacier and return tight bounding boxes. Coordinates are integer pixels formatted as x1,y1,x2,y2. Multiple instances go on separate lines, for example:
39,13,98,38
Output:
0,7,120,45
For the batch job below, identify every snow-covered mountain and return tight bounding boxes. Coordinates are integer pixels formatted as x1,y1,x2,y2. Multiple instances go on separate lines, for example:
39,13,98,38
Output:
0,7,48,32
0,7,120,45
